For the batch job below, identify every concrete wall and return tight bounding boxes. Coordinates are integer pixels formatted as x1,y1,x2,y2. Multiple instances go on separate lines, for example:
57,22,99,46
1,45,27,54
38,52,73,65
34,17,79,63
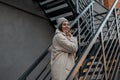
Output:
0,1,54,80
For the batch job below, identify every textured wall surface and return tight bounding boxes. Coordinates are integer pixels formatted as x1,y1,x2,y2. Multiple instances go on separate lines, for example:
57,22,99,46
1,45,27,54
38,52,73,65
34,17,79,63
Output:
0,2,54,80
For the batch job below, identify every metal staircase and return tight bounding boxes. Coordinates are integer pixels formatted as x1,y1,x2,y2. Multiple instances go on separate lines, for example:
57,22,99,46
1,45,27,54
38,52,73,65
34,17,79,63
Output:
37,0,76,28
18,0,120,80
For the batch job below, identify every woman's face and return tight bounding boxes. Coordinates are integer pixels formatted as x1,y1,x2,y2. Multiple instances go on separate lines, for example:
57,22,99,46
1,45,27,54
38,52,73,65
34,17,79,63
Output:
61,21,70,32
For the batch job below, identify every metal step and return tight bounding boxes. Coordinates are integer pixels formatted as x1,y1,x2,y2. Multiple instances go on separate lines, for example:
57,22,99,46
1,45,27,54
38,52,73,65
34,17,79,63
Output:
42,0,66,10
45,3,68,13
40,0,54,6
46,6,73,17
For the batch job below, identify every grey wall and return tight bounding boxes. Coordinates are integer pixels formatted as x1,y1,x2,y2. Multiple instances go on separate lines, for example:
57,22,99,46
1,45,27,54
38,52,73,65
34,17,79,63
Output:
0,1,54,80
0,0,46,18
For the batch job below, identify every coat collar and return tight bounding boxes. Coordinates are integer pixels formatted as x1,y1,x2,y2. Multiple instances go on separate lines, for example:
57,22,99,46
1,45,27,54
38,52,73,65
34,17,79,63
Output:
55,29,66,36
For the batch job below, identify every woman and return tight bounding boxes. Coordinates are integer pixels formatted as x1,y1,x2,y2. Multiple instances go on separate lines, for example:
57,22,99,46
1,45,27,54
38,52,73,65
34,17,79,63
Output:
49,17,78,80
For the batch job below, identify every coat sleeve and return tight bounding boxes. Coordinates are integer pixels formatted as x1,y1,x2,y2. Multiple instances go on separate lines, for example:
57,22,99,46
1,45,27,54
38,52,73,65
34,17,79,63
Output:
55,33,78,54
48,45,52,53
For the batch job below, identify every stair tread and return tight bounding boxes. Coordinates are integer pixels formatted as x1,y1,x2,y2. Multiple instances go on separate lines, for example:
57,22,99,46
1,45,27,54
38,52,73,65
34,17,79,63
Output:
38,0,76,28
40,0,54,5
42,0,66,9
46,7,73,17
45,3,68,13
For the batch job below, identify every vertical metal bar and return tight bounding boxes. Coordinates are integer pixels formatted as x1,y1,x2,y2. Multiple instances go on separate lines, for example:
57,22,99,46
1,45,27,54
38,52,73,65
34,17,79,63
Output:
90,0,95,34
99,32,108,80
106,21,110,37
89,1,92,33
76,0,81,46
78,20,81,47
76,0,79,13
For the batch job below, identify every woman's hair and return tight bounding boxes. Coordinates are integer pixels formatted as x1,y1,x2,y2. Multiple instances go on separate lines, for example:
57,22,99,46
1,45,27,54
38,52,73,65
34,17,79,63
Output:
58,23,63,32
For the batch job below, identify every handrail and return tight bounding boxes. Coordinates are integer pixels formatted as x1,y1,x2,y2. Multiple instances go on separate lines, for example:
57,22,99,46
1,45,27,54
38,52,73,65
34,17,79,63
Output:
17,46,50,80
70,1,94,27
66,0,118,79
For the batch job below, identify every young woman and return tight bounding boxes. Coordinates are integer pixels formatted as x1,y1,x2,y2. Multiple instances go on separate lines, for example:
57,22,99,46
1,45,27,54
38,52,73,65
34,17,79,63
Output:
49,17,78,80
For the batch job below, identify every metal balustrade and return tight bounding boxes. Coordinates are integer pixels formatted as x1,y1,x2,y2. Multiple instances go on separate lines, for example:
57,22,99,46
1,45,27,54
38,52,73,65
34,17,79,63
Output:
66,0,120,80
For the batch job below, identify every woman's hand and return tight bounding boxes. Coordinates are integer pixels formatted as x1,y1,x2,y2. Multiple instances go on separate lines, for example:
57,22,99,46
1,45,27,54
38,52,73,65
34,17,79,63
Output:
63,27,72,37
65,31,72,37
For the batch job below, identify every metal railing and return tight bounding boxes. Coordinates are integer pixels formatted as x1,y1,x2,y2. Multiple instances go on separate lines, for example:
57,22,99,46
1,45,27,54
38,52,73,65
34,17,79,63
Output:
66,0,119,80
71,1,94,53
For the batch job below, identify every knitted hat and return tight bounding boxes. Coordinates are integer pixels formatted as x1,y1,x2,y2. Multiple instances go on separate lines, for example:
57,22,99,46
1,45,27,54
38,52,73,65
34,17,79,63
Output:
56,17,68,29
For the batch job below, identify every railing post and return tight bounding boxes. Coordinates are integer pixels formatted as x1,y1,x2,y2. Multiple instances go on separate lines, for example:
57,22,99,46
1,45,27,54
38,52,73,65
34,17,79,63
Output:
90,0,95,34
76,0,79,13
99,32,108,80
75,0,81,47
